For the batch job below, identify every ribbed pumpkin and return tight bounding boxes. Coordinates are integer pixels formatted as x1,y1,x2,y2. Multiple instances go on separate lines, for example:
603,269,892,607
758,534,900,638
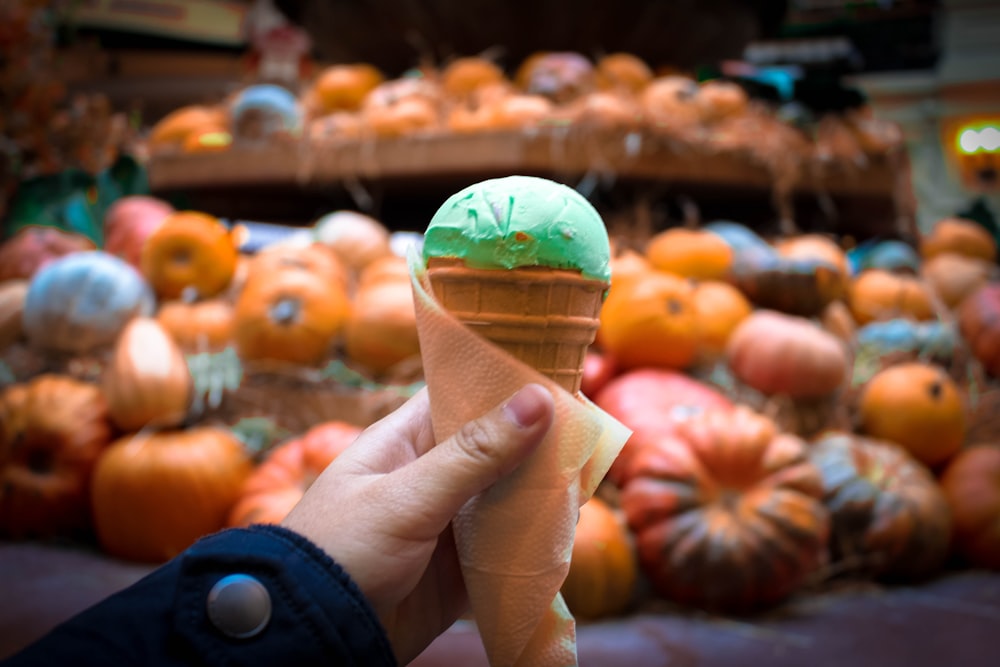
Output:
234,267,351,366
22,251,155,354
857,362,965,468
102,317,192,433
560,496,638,619
0,375,113,539
957,283,1000,377
140,211,239,300
156,299,235,353
940,445,1000,570
228,421,362,528
809,432,952,581
645,228,734,281
920,217,997,263
619,407,829,612
848,269,935,325
598,271,699,370
91,427,252,562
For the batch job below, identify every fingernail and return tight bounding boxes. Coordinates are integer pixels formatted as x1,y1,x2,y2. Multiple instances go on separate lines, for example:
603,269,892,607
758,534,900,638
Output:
503,384,548,428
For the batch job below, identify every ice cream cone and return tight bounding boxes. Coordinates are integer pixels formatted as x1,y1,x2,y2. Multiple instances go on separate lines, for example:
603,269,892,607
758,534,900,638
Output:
426,257,607,395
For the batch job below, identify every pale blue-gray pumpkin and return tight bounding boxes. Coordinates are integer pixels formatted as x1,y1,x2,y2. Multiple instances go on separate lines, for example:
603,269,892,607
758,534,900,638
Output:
23,250,155,353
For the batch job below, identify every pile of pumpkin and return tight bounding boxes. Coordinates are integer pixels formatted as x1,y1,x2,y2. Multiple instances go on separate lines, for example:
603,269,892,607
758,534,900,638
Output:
149,50,899,172
3,199,1000,626
0,195,426,563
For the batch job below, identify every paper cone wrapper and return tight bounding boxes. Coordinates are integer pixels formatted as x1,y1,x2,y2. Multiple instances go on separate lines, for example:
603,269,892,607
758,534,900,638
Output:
410,253,631,667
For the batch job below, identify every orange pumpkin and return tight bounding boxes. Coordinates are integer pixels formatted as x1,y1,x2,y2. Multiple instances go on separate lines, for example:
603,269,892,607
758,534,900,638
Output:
344,273,420,375
598,271,699,370
247,241,349,289
958,283,1000,376
921,252,993,308
228,421,362,528
594,53,654,94
857,362,966,467
234,268,351,366
726,310,849,399
692,280,752,359
848,269,935,325
91,427,252,562
140,211,239,300
810,432,952,581
102,317,192,432
640,76,702,128
619,407,829,612
156,299,235,352
312,210,392,275
440,56,507,100
920,217,997,262
940,445,1000,569
0,375,113,539
489,93,554,129
148,105,228,152
360,78,441,137
645,228,733,281
560,496,637,619
695,80,748,123
311,63,385,114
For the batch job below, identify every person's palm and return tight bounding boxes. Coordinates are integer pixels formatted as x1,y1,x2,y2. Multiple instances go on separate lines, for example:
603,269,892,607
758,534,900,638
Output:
283,385,553,664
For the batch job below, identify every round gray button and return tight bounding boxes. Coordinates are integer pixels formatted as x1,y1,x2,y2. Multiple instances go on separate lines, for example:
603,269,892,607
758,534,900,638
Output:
206,574,272,639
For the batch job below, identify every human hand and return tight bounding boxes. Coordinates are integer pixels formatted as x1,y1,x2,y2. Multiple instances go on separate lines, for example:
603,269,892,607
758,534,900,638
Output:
281,383,555,664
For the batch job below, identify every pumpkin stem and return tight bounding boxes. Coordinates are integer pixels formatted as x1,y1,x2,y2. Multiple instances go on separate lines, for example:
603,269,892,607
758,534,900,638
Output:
928,380,942,399
270,297,301,326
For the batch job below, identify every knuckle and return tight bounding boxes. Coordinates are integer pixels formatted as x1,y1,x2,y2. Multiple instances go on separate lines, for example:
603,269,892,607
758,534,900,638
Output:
453,419,501,466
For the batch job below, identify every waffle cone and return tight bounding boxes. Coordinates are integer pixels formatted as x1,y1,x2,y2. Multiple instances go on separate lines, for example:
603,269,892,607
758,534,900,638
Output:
426,257,608,394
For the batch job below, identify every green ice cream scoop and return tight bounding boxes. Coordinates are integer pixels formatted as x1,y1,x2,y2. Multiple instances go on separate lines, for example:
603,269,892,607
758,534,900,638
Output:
422,175,611,283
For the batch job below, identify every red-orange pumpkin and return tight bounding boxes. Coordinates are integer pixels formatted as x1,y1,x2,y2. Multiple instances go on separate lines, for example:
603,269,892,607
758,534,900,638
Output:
940,445,1000,569
594,368,733,486
0,375,113,539
620,407,830,612
957,283,1000,377
228,421,363,528
726,310,849,398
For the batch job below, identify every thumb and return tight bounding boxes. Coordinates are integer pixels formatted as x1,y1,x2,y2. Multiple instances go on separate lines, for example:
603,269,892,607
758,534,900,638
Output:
386,383,555,538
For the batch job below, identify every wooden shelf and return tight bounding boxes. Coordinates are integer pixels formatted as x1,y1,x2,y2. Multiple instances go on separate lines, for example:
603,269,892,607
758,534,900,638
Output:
147,127,914,240
150,128,899,195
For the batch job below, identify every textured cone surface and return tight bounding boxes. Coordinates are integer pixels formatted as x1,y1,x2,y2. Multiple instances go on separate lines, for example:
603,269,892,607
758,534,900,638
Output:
427,257,607,394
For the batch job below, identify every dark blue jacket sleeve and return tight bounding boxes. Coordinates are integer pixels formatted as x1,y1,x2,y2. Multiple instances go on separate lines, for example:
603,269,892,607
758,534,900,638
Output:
1,524,398,667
